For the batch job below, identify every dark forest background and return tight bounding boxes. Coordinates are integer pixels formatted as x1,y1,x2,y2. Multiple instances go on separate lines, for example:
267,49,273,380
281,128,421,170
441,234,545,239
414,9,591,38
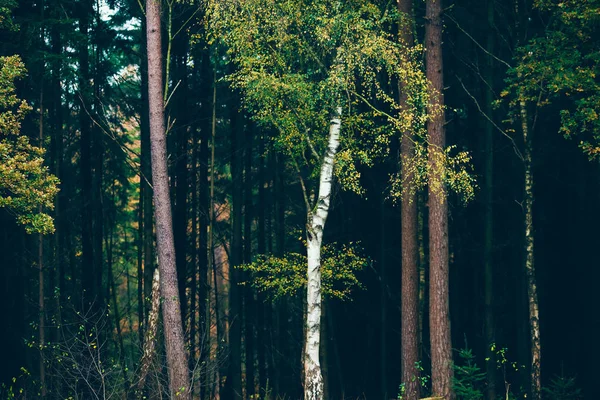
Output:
1,0,598,398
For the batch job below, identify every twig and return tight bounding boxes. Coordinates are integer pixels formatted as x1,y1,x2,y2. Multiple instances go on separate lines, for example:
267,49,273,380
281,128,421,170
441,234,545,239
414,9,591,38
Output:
456,76,524,161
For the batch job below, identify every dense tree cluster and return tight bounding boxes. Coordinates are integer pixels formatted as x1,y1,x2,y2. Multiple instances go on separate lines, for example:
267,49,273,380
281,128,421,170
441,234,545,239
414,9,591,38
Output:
0,0,598,399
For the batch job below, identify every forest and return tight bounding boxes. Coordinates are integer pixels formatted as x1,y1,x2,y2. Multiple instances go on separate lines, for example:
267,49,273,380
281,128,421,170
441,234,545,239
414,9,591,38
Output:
0,0,598,399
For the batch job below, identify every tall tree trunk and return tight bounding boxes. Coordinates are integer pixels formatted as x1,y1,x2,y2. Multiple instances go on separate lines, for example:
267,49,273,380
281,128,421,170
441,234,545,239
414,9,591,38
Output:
398,1,420,399
256,129,268,395
197,45,211,399
484,1,496,399
174,45,189,334
50,18,66,312
520,101,541,400
146,0,191,397
379,195,387,399
92,22,105,316
209,65,222,400
79,0,95,313
137,177,145,345
107,226,131,396
244,124,256,398
190,124,198,377
425,0,454,398
228,91,244,400
140,17,155,332
304,106,341,400
38,86,46,398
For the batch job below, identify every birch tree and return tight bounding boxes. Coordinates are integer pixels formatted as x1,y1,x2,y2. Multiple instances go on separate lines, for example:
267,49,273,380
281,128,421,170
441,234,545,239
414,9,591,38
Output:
209,0,430,398
504,2,600,397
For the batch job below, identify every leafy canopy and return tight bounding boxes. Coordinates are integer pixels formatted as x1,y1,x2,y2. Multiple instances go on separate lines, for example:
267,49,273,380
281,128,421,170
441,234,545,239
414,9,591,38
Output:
504,0,600,159
0,55,59,234
209,0,430,195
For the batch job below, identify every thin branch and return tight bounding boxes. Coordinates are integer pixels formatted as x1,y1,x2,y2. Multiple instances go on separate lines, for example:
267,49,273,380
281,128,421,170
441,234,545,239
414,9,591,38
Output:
173,6,202,40
456,76,524,161
446,13,513,69
78,93,153,188
293,157,312,213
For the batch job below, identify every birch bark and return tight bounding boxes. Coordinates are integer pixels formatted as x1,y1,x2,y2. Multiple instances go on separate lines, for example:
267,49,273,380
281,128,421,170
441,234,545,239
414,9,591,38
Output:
520,100,541,400
304,106,342,400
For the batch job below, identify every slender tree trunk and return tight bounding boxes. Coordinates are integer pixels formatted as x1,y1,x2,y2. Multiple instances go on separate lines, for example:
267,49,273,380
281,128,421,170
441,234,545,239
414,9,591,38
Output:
38,85,46,397
426,0,454,398
79,1,95,312
256,129,268,395
520,101,541,400
228,89,244,400
146,0,191,397
92,6,105,312
379,195,387,399
244,124,256,398
173,42,190,334
484,1,496,399
107,226,131,395
140,17,155,331
398,1,420,398
190,127,198,375
197,45,211,399
137,179,145,345
209,65,222,400
304,106,341,400
50,19,66,312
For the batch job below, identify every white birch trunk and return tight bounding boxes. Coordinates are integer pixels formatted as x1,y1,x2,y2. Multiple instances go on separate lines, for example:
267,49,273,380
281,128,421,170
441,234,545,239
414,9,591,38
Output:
304,106,342,400
520,100,541,400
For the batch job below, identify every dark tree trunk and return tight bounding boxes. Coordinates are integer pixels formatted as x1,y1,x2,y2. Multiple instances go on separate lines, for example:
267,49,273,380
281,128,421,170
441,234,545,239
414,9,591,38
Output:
256,128,268,394
78,0,95,313
426,0,454,398
484,1,496,399
146,0,191,397
140,18,155,335
227,89,244,400
398,1,420,399
173,42,190,334
244,123,256,398
197,44,211,398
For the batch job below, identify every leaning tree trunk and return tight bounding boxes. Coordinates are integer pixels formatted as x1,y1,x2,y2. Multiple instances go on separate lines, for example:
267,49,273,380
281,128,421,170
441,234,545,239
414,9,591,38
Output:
520,100,541,400
304,106,341,400
146,0,191,397
426,0,454,399
398,1,420,399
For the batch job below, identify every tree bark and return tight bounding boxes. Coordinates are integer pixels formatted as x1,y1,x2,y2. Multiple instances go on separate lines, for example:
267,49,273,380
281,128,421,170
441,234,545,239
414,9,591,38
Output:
137,267,161,393
304,106,341,400
146,0,191,396
139,18,155,341
38,86,46,397
244,124,256,398
228,90,244,400
520,100,541,400
483,1,496,399
398,1,420,399
78,0,95,313
425,0,454,398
